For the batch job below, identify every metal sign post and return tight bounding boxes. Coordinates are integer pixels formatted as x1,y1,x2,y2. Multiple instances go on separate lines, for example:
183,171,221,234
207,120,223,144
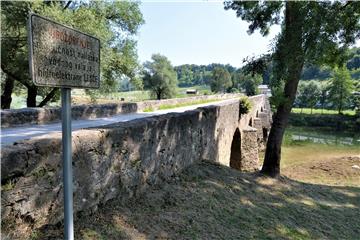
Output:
61,88,73,240
28,13,100,240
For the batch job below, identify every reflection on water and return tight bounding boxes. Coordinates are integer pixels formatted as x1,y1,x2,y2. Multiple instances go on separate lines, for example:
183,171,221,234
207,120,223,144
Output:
287,127,360,146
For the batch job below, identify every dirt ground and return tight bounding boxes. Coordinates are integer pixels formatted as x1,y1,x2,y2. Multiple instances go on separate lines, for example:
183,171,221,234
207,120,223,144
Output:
282,156,360,186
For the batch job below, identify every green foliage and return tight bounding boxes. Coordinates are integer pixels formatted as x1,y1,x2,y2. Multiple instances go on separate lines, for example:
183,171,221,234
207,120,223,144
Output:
1,179,15,191
301,65,332,81
142,106,154,112
239,96,252,115
1,1,144,108
350,81,360,115
292,108,355,116
328,66,354,114
143,54,178,100
210,67,232,93
241,74,262,96
225,1,360,106
174,63,236,87
295,80,321,113
289,112,360,132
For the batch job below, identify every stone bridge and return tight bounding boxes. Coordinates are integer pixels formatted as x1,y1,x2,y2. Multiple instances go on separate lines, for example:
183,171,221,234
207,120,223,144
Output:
1,94,271,234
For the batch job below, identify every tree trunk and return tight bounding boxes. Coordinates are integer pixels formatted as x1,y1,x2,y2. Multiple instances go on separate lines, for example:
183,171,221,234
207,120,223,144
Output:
1,75,15,109
37,87,59,107
261,2,305,177
27,86,38,107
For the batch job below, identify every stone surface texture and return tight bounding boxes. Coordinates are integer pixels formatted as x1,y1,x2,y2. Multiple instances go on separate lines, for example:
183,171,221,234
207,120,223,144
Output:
1,93,241,128
1,94,271,238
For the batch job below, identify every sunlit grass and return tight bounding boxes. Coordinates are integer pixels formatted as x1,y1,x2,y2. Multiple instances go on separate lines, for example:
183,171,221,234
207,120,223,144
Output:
157,99,221,110
281,143,359,169
291,107,355,116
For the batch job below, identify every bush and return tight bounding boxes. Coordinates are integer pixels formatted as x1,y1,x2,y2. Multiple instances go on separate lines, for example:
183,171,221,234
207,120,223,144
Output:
239,96,252,115
230,88,240,93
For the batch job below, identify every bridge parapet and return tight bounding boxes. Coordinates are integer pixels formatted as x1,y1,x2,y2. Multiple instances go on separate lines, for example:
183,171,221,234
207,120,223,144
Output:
0,93,241,128
1,94,272,238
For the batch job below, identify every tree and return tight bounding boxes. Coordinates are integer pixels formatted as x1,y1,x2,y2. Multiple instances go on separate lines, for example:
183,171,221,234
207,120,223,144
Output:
1,1,144,108
350,81,360,115
177,65,194,87
143,54,177,100
328,66,354,114
210,67,232,93
295,82,308,113
225,1,360,177
318,81,329,114
295,81,320,114
241,74,262,96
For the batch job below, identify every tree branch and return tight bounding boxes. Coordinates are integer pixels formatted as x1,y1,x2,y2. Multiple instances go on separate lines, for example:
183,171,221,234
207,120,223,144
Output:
1,64,31,88
63,1,72,10
37,87,59,107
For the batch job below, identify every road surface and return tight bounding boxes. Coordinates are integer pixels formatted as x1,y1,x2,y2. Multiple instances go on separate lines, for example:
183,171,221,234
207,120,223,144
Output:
1,99,236,146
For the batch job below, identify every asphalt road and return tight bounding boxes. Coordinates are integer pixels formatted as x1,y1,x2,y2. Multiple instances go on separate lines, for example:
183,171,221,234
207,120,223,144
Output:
1,99,235,146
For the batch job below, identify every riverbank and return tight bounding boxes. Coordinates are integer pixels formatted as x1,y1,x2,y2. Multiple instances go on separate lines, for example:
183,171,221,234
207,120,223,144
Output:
288,112,360,132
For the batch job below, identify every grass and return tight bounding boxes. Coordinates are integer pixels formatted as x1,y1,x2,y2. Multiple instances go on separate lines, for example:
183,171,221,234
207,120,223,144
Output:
157,98,222,111
6,126,359,239
1,179,15,191
36,160,360,240
281,144,360,186
142,106,154,112
291,107,356,116
8,85,214,109
280,129,360,186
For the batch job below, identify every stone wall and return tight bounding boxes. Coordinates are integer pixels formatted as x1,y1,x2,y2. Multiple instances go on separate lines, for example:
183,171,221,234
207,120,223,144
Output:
1,95,271,239
1,93,241,128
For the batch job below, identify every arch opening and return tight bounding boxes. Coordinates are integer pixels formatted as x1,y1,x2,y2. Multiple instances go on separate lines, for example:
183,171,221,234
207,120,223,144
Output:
256,111,259,117
248,118,253,127
230,128,241,170
262,127,268,141
261,107,264,112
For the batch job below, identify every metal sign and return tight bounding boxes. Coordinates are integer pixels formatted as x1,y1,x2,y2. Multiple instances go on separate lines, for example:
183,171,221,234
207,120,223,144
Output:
28,13,101,240
28,13,100,88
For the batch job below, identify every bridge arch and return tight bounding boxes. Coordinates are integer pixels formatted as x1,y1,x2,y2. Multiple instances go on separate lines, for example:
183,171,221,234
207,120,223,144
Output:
230,128,242,170
248,117,253,127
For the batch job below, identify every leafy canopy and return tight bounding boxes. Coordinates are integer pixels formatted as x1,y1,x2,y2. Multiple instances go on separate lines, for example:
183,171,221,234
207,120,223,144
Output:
1,0,144,106
328,66,354,114
143,54,178,100
210,67,232,93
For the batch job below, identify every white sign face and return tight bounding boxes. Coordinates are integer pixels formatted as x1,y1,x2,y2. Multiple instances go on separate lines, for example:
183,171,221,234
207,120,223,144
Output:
28,14,100,88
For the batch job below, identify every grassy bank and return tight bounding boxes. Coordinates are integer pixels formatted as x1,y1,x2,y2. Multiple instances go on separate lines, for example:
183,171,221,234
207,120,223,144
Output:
288,112,360,132
33,160,360,240
291,108,356,116
9,85,213,109
143,98,224,112
281,141,359,186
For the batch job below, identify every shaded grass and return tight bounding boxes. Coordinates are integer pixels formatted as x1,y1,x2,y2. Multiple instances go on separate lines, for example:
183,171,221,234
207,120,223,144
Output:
37,161,360,240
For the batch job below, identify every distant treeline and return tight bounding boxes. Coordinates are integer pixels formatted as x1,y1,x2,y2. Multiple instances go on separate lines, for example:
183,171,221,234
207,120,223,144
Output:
174,47,360,88
174,63,236,87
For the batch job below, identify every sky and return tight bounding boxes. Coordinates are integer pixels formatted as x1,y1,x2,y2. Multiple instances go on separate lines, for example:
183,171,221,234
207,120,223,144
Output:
136,1,281,68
